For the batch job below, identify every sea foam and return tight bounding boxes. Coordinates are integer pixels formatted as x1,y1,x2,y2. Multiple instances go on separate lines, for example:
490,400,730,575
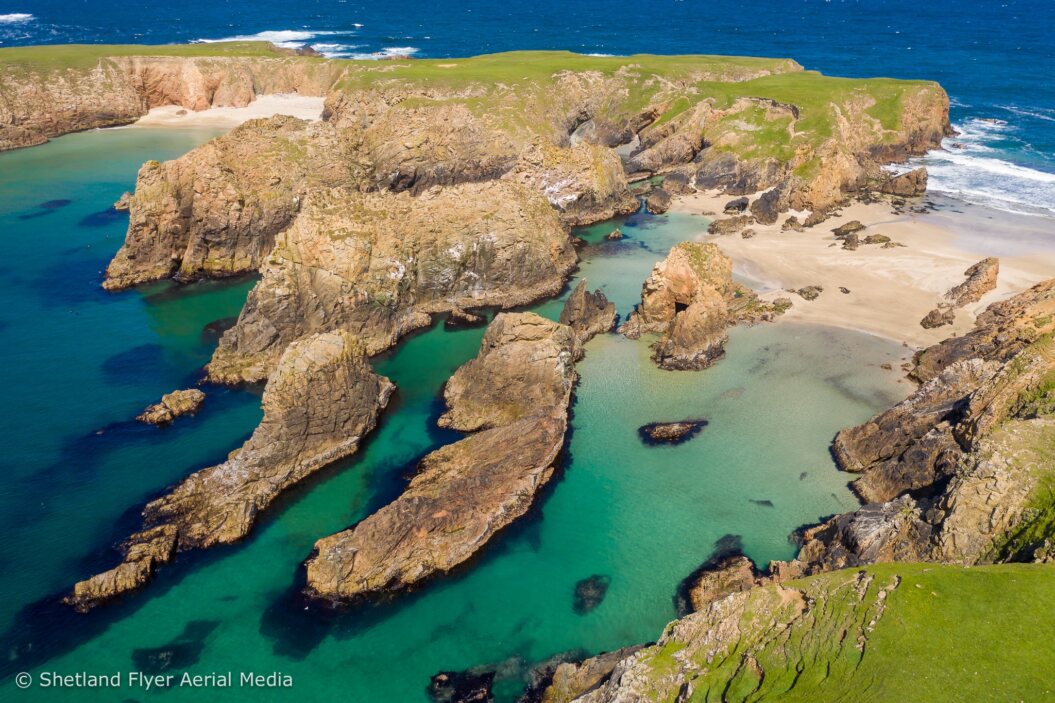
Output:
906,118,1055,218
0,13,33,22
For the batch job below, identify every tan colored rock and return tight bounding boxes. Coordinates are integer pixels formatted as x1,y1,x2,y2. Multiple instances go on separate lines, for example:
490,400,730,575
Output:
207,181,576,384
680,555,759,613
920,306,955,329
644,187,671,214
304,313,576,603
945,257,999,307
707,215,753,235
66,331,392,611
137,388,205,425
879,166,928,196
621,242,780,369
559,280,616,344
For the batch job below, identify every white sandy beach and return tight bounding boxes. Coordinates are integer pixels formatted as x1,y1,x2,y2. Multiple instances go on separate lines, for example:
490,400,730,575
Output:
673,190,1055,349
133,94,325,128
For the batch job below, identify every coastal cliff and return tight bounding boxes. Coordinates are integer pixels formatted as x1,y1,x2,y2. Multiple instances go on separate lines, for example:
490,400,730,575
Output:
0,43,343,150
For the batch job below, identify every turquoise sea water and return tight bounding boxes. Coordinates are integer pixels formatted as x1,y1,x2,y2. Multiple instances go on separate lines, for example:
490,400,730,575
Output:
0,128,907,701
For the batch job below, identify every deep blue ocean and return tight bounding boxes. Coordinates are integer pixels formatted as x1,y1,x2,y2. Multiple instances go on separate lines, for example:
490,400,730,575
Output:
3,0,1055,215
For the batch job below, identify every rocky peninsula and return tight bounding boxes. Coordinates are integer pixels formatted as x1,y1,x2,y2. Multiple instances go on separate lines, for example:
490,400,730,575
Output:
304,312,577,603
66,331,392,611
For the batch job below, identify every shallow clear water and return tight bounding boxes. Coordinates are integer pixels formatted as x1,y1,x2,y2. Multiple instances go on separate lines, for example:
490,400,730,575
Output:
0,128,909,701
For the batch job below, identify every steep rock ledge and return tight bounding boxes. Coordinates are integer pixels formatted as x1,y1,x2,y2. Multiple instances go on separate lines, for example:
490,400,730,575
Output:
304,313,576,604
65,331,392,611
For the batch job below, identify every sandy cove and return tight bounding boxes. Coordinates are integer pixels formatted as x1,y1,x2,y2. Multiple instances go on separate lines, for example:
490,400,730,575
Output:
672,190,1055,349
132,94,325,128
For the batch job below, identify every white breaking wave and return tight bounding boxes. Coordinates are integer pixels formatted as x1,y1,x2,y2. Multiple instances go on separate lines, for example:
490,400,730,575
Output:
999,105,1055,123
0,12,33,22
194,29,342,48
191,29,410,60
909,120,1055,217
344,46,420,60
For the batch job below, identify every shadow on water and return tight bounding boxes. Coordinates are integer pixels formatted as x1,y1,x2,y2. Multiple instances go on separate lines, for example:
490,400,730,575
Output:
32,251,115,307
17,199,73,220
78,207,127,228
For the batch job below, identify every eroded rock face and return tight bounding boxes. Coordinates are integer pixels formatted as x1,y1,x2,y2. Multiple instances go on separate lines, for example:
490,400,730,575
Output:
66,331,392,611
913,278,1055,383
207,181,576,384
644,188,671,214
104,116,358,290
304,313,576,604
137,388,205,425
789,286,1055,574
523,647,644,703
0,53,344,151
621,242,781,370
559,280,616,344
677,555,759,615
832,358,999,503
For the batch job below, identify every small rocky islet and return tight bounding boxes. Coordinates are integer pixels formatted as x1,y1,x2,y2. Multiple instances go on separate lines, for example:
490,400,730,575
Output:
4,41,1052,701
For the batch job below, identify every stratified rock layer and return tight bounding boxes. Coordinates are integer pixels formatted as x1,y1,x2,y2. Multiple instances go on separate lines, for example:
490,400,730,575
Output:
66,331,392,611
304,313,576,603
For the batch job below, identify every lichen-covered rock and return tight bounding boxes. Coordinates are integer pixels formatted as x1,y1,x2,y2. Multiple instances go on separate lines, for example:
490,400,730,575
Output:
304,313,576,604
207,181,576,384
66,331,392,611
796,285,823,300
136,388,205,425
560,280,616,344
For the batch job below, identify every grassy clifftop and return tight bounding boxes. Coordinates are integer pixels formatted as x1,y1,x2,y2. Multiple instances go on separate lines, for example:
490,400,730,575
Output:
608,562,1055,703
0,41,292,71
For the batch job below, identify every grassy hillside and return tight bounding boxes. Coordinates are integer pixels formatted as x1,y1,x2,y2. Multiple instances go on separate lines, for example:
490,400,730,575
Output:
0,41,291,71
631,563,1055,703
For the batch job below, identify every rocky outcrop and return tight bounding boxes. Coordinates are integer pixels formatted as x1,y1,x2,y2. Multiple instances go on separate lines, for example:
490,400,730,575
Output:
920,306,955,329
522,647,644,703
206,181,576,383
66,331,392,611
304,313,576,604
621,242,784,370
707,215,753,235
644,188,671,214
637,420,708,445
104,116,357,290
912,278,1055,383
677,554,760,615
559,280,616,344
791,285,1055,574
136,388,205,425
748,187,783,224
0,49,343,151
878,166,928,196
945,257,999,307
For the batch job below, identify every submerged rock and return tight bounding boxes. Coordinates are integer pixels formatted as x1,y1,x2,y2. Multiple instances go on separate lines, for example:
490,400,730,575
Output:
573,574,612,614
136,388,205,426
67,331,393,612
304,313,576,604
637,419,708,445
445,308,486,329
605,228,623,241
429,669,495,703
559,280,616,344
